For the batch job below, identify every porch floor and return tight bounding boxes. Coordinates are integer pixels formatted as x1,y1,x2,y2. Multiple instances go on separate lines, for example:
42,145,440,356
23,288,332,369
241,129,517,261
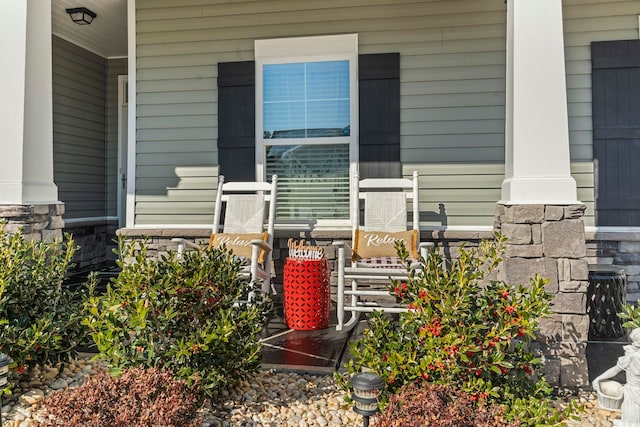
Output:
259,297,358,374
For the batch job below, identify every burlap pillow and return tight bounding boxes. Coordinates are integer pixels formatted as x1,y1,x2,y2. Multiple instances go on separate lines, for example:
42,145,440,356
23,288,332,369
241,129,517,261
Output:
352,229,418,261
209,232,269,263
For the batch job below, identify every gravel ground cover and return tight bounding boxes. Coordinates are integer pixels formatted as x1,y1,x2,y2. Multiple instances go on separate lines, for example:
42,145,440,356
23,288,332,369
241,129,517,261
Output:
0,355,622,427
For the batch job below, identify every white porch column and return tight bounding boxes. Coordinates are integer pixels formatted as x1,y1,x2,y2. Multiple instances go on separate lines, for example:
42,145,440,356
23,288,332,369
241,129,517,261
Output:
0,1,58,204
501,0,578,204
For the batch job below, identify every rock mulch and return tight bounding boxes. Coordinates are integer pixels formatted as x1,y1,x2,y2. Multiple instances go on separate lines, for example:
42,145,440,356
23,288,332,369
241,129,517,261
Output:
0,355,624,426
557,390,621,427
0,356,361,427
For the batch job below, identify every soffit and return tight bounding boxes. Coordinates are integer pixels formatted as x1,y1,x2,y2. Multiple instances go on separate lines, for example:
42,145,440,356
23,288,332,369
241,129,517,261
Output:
52,0,127,58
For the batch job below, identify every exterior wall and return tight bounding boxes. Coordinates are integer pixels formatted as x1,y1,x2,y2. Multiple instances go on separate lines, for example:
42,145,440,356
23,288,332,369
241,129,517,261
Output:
52,38,122,268
52,36,107,220
562,0,640,227
562,0,640,316
132,0,639,229
133,0,511,227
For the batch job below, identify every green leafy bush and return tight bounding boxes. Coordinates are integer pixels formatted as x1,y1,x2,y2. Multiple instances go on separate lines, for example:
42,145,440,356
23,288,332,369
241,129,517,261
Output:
340,233,578,426
83,238,269,397
0,225,88,387
618,302,640,329
39,367,201,426
373,382,512,427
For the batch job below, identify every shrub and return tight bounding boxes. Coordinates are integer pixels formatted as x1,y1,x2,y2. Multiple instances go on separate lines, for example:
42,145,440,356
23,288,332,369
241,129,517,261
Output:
618,302,640,329
372,382,513,427
39,367,201,426
0,224,88,389
83,238,269,397
340,233,579,426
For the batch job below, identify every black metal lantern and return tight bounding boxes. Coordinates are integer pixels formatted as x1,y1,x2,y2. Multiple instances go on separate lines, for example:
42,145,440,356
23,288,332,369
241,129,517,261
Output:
65,7,97,25
0,353,12,427
350,372,384,427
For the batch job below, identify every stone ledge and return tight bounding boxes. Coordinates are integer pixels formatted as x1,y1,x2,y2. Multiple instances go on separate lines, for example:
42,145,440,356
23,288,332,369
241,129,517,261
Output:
423,229,495,240
586,230,640,242
117,228,212,237
65,218,118,228
116,227,498,242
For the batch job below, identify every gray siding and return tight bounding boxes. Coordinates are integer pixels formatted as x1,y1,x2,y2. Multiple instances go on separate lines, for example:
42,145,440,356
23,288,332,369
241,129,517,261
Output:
52,36,107,220
107,58,128,217
134,0,640,228
563,0,640,227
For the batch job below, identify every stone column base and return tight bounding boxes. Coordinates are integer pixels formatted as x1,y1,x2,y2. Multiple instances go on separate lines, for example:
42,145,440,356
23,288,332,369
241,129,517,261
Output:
495,204,589,388
0,203,65,242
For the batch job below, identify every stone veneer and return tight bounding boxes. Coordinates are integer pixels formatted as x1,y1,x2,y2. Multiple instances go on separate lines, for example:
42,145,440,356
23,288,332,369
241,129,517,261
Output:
494,204,589,388
0,203,65,242
585,230,640,304
0,204,117,270
64,219,118,269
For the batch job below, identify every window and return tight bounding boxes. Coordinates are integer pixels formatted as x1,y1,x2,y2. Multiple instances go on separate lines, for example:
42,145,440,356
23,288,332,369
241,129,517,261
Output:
255,35,358,223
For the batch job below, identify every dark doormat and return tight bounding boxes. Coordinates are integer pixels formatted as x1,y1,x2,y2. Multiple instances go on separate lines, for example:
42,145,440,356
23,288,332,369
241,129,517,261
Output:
260,304,355,374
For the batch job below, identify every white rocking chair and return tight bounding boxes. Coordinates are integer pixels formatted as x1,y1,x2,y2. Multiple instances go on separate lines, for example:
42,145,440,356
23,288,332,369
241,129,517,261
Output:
333,171,433,331
173,175,278,297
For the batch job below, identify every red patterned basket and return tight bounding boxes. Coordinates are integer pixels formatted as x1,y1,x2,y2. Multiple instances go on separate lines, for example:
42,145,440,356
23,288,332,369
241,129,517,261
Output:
283,258,330,330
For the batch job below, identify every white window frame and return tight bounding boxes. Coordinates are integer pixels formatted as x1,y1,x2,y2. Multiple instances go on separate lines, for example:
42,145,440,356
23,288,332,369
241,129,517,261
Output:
255,34,359,228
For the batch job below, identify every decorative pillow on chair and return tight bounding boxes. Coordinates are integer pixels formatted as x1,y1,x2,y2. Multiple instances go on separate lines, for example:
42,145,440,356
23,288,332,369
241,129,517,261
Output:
352,229,418,261
209,232,268,263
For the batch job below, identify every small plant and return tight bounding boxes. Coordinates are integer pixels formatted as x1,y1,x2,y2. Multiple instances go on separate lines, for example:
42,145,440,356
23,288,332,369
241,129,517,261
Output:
372,382,512,427
340,233,579,426
83,238,269,397
0,224,88,390
39,367,201,426
618,302,640,329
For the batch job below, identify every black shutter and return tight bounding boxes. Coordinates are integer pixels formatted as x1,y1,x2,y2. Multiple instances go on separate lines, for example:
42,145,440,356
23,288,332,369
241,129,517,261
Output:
216,53,401,181
591,40,640,226
217,61,256,181
358,53,401,179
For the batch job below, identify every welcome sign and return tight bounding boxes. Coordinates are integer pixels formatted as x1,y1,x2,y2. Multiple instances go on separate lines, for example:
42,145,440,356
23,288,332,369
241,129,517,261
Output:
287,238,325,261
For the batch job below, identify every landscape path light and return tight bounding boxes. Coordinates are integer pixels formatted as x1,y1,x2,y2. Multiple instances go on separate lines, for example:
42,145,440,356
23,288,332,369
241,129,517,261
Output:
0,353,12,427
350,372,384,427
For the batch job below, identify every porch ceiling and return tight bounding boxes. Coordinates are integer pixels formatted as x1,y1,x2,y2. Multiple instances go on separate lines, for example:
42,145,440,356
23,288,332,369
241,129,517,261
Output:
52,0,127,58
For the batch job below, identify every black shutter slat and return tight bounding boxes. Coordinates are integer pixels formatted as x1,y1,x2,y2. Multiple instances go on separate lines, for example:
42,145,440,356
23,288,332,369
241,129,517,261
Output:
592,40,640,69
358,53,401,179
217,60,255,181
594,127,640,139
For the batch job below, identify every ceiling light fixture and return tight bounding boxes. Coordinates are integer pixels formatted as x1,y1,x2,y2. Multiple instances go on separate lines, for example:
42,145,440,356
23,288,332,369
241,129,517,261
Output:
66,7,97,25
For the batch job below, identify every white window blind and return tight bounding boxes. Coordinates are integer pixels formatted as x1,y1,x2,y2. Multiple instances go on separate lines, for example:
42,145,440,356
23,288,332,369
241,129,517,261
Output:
263,61,350,139
266,143,349,220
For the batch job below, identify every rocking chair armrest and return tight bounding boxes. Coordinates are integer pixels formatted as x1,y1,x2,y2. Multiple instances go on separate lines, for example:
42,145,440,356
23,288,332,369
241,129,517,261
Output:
331,240,353,249
171,238,203,252
419,241,434,259
332,240,354,261
250,239,272,252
